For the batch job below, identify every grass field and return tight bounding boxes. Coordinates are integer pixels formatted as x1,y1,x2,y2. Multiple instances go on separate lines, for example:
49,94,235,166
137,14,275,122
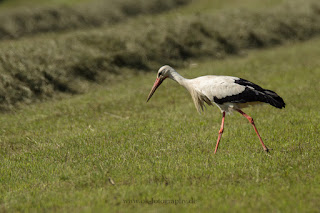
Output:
0,0,86,8
0,0,319,111
167,0,285,16
0,0,320,212
1,37,319,211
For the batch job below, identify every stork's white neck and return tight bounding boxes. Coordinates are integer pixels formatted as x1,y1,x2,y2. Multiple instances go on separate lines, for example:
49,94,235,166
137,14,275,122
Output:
168,70,188,87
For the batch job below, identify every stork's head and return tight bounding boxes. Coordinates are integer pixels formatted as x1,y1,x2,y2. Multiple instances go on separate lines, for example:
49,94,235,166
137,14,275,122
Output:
146,65,174,102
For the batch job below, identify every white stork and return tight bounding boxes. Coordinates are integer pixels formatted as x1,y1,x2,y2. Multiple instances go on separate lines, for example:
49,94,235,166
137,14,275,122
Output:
147,65,285,154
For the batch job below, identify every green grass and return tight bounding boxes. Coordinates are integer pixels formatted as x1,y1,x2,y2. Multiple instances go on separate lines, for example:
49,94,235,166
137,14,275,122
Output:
167,0,286,16
1,37,319,212
0,0,319,212
0,0,90,9
0,0,319,111
0,0,283,11
0,0,191,41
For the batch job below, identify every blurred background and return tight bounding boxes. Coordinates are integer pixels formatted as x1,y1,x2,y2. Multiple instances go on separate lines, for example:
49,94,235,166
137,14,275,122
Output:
0,0,319,111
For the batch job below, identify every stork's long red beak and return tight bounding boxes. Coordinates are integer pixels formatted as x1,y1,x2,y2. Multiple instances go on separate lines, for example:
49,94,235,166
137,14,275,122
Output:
146,77,164,102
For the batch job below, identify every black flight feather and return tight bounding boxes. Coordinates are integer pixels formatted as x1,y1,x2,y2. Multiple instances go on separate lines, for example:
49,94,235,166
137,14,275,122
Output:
214,78,285,109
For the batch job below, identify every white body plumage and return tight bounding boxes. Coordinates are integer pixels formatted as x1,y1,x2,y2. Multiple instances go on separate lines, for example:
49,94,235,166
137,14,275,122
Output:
184,75,251,113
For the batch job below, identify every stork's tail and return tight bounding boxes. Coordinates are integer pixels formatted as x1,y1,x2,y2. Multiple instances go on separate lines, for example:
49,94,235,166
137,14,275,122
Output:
263,90,285,109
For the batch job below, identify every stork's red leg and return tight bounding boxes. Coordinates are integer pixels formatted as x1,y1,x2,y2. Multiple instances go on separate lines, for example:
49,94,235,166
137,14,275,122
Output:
236,109,269,152
214,112,225,154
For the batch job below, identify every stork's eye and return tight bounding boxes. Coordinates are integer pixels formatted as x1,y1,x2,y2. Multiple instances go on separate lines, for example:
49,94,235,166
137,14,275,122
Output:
158,71,163,77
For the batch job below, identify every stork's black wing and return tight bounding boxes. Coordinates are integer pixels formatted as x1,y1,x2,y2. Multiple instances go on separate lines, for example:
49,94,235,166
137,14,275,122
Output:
214,78,285,109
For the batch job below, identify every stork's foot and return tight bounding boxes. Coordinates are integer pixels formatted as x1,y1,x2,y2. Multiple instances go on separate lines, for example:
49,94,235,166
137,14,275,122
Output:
264,147,273,153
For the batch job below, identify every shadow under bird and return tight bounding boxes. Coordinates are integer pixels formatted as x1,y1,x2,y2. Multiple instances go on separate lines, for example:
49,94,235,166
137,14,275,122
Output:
146,65,285,154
